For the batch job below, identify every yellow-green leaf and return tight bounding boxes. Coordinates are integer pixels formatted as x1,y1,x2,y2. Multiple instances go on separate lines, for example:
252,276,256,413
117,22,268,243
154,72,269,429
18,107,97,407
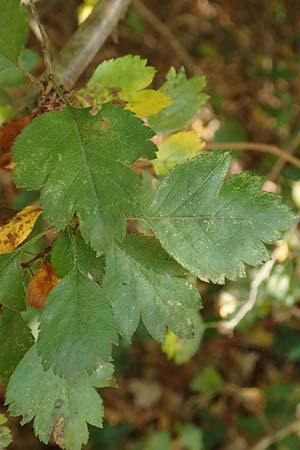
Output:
153,131,204,175
125,89,172,116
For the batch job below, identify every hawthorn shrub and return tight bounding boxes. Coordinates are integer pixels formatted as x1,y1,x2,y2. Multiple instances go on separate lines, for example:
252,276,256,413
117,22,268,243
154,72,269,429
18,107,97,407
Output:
0,1,296,449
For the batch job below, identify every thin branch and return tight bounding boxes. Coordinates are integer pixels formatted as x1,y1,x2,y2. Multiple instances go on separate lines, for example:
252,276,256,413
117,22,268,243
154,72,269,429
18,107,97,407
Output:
28,0,73,106
16,64,44,90
204,142,300,169
52,0,131,91
249,420,300,450
267,128,300,180
29,0,54,77
219,258,275,334
132,0,199,76
219,222,298,334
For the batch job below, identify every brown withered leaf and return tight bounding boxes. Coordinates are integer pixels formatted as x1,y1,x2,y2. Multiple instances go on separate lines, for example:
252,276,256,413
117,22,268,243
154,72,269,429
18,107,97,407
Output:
0,152,12,170
0,116,31,152
28,262,60,309
0,204,42,254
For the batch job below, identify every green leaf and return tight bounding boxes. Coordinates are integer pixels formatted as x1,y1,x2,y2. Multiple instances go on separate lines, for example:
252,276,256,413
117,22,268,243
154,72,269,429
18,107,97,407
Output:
6,345,114,450
147,152,295,283
162,312,204,364
103,235,200,342
88,55,155,97
0,104,12,126
37,268,118,377
0,48,40,87
153,131,204,176
51,231,74,278
178,424,204,450
81,55,171,117
190,366,223,395
213,119,246,143
0,414,12,450
0,0,28,73
51,229,104,281
148,67,208,134
0,250,25,311
13,104,156,252
0,308,33,384
144,431,172,450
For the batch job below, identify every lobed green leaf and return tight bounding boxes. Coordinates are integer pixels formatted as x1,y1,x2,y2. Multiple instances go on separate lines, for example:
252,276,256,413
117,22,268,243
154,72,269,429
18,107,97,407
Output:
0,309,33,384
148,67,208,134
0,0,28,73
0,250,25,311
51,229,104,281
6,345,114,450
37,269,118,377
13,104,157,252
104,235,200,342
147,152,295,283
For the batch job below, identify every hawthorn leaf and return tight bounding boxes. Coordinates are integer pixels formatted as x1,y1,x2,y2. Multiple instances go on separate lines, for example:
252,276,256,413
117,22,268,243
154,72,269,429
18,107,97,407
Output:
88,55,155,95
0,414,12,449
178,424,204,450
28,262,60,310
103,235,200,342
0,204,41,254
153,131,204,176
0,250,25,311
13,104,157,252
147,152,295,284
0,308,33,384
37,269,118,377
162,312,205,365
6,345,114,450
79,55,171,116
125,89,171,116
0,48,40,88
148,67,208,134
0,0,28,73
144,431,172,450
51,229,104,281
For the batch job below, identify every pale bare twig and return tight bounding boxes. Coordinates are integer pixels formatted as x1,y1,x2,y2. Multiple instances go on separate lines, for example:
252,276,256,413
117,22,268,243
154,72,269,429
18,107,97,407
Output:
132,0,199,75
218,222,298,334
219,259,275,334
249,420,300,450
204,142,300,169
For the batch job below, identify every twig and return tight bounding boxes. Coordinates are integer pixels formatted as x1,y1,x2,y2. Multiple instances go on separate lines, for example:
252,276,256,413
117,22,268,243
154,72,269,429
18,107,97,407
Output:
29,0,54,78
267,128,300,180
132,0,199,75
28,0,74,105
16,64,44,90
219,222,298,334
219,259,275,334
249,420,300,450
52,0,130,90
204,142,300,169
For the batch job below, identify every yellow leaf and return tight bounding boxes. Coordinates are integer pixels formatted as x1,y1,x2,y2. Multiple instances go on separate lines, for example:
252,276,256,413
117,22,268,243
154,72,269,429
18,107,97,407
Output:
125,89,172,117
153,131,205,175
0,205,42,254
162,330,179,360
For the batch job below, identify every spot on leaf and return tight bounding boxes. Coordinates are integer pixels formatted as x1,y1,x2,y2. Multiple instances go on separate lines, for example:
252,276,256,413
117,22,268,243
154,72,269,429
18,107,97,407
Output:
52,416,65,447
